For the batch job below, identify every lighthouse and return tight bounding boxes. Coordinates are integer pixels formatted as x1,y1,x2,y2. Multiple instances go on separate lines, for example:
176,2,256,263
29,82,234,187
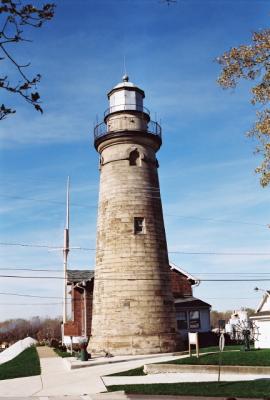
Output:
89,75,177,355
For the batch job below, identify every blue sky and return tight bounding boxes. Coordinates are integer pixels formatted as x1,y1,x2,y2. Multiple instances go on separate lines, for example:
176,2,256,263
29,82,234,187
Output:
0,0,269,321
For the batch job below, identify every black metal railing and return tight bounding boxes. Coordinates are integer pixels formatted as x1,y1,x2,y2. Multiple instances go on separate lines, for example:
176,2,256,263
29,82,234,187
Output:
94,117,162,141
104,104,150,117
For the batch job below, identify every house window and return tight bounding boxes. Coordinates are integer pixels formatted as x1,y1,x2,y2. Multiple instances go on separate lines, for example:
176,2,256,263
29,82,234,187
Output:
189,310,200,329
134,217,145,234
177,311,187,330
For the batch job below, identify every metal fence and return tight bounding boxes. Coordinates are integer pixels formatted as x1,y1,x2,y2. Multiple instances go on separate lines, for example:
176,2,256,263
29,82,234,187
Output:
94,117,162,141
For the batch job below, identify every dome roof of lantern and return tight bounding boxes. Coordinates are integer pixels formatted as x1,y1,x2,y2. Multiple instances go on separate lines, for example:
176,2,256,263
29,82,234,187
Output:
107,75,145,98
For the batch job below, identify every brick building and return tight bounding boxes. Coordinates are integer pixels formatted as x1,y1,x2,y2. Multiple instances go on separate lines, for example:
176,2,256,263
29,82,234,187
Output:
62,270,94,345
62,263,211,346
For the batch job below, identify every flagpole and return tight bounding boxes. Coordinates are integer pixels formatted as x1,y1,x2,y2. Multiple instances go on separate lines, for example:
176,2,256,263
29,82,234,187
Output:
63,176,70,325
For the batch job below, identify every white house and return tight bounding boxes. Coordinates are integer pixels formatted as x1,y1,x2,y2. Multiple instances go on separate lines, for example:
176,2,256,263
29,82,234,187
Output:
225,310,249,340
170,264,211,341
175,296,211,338
250,290,270,349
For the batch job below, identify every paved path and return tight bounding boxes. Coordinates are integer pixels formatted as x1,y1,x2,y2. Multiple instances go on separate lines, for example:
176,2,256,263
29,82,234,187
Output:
103,371,270,386
0,353,180,397
0,352,269,398
36,346,58,358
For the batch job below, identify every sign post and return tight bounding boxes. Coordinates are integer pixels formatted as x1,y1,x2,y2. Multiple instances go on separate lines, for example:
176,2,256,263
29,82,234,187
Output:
218,332,225,382
188,332,199,358
70,335,73,355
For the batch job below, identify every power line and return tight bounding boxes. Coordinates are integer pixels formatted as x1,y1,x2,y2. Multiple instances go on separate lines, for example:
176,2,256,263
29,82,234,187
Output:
0,242,269,256
0,275,64,279
0,292,62,299
190,272,270,275
164,214,267,228
0,297,259,305
0,292,92,301
0,194,97,209
198,279,270,282
0,291,261,301
169,251,270,256
0,193,267,228
0,274,270,282
0,268,63,272
0,303,63,306
0,242,68,250
0,267,269,275
203,297,259,300
0,242,95,251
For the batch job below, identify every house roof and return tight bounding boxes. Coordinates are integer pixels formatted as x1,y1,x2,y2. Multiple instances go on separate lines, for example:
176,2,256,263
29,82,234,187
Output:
67,270,94,284
255,290,270,313
174,296,211,309
250,310,270,318
169,262,200,286
67,263,198,286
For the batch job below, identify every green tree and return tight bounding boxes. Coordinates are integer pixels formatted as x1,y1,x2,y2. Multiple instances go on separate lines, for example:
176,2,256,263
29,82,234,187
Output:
216,29,270,187
0,0,55,120
210,310,232,329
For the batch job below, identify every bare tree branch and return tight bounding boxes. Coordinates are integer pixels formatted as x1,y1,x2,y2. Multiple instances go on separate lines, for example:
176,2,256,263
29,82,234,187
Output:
0,0,55,120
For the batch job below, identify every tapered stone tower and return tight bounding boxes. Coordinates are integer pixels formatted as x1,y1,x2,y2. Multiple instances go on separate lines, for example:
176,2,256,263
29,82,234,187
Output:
89,76,177,355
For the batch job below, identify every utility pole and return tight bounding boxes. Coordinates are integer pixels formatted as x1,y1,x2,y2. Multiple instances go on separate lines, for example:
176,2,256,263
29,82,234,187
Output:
63,176,70,325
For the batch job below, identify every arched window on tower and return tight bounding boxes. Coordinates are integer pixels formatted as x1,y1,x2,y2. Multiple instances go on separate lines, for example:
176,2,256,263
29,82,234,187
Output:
129,149,141,166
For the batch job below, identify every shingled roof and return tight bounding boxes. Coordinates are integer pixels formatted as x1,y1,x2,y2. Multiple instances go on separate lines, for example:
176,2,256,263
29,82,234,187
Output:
67,270,94,284
174,296,211,309
169,263,200,286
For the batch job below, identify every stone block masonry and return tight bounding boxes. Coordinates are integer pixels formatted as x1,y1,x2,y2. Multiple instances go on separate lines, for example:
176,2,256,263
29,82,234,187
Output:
89,77,178,355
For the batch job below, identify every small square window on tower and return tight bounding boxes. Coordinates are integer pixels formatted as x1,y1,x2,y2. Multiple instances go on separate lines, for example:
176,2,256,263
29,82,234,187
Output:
134,217,145,234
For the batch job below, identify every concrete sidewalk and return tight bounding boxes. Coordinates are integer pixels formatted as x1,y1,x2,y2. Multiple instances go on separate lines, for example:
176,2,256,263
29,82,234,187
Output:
0,353,181,397
103,371,270,386
36,346,58,358
64,352,185,370
0,352,269,398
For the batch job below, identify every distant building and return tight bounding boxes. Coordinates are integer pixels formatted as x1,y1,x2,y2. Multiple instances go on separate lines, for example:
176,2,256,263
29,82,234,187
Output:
250,290,270,349
63,263,211,347
170,263,211,340
225,310,249,341
62,270,94,345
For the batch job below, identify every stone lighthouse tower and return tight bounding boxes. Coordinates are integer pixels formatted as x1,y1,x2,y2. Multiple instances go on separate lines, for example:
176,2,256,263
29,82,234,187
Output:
89,75,177,355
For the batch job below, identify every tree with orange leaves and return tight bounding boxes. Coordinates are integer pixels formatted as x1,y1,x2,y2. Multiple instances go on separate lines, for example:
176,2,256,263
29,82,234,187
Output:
217,29,270,187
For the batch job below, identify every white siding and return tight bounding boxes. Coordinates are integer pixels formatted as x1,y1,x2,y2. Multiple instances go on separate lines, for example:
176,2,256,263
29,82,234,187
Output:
255,320,270,349
261,295,270,312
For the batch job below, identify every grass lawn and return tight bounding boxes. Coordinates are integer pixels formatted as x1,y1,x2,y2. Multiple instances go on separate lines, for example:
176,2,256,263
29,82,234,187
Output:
107,380,270,398
167,348,270,366
106,345,249,376
53,348,77,358
0,346,41,380
199,344,245,353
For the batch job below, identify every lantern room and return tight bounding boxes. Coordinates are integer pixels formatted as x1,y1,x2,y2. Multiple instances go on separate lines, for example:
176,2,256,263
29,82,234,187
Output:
106,74,146,115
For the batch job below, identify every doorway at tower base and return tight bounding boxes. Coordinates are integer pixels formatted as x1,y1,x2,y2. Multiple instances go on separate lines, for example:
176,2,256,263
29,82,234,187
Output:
88,333,181,356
